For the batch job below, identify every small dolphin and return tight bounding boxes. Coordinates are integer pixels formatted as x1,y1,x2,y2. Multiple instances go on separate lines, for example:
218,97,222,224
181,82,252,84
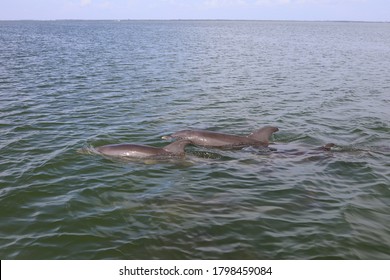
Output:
95,140,192,158
320,143,336,151
163,126,279,149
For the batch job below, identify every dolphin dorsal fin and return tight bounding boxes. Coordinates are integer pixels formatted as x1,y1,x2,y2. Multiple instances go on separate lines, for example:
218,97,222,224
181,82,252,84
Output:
247,126,279,144
163,140,192,155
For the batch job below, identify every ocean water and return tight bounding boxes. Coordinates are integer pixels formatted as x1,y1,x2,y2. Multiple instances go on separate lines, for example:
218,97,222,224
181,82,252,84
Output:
0,20,389,259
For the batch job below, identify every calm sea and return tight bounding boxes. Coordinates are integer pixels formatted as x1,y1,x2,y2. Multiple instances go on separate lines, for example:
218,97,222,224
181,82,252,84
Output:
0,20,389,259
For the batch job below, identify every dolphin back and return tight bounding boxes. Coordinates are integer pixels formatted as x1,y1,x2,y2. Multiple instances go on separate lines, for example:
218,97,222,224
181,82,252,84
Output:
96,144,164,157
163,140,192,155
247,126,279,144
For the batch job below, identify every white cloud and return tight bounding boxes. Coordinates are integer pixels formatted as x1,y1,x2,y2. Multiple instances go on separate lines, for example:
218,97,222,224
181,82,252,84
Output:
202,0,247,9
255,0,366,5
78,0,112,9
98,1,112,9
200,0,367,9
255,0,290,5
80,0,92,7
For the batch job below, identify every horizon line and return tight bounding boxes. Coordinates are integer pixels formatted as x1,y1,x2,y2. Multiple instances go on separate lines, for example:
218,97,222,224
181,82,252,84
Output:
1,18,389,23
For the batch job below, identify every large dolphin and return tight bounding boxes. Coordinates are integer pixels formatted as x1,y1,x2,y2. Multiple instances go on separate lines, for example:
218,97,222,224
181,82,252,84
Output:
163,126,279,149
95,140,192,158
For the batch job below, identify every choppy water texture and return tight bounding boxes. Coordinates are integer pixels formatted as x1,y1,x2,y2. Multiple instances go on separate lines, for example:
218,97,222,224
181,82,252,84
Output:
1,20,389,259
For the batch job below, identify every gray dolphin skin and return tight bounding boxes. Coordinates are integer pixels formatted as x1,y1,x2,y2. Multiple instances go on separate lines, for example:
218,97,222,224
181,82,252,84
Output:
96,140,192,158
163,126,279,149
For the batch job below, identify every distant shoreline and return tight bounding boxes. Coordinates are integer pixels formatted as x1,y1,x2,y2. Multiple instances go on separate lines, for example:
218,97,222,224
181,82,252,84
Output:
1,19,389,24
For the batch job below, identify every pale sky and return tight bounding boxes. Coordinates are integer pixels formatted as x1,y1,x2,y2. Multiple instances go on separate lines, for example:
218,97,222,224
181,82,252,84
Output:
0,0,389,21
